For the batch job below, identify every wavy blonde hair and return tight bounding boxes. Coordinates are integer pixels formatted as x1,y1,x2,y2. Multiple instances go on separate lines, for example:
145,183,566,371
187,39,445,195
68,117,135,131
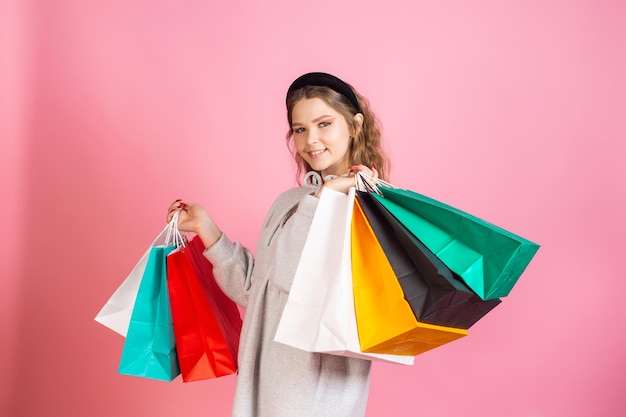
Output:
286,84,389,183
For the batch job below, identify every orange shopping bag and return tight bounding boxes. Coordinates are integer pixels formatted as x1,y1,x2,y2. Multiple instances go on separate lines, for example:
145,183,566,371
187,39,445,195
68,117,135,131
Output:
351,198,467,356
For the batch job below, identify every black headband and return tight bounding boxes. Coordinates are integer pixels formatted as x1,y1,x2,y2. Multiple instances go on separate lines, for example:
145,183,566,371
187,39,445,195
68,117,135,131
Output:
286,72,362,113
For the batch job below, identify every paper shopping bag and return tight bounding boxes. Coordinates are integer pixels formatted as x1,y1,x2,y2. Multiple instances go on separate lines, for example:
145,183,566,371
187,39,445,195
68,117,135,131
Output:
275,187,413,365
95,220,176,336
167,235,242,382
351,198,467,356
95,248,150,336
356,191,501,329
373,186,540,300
118,245,180,381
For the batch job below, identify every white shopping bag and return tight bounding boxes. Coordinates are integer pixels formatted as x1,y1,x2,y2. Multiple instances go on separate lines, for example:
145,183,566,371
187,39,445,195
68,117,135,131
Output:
95,217,179,336
274,187,414,365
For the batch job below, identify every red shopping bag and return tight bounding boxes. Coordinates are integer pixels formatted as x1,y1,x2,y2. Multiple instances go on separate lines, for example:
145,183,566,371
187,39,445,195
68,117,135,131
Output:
166,235,242,382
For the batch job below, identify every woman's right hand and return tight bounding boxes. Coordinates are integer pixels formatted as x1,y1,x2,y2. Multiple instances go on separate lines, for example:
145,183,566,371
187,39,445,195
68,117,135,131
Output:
316,164,379,196
167,200,222,249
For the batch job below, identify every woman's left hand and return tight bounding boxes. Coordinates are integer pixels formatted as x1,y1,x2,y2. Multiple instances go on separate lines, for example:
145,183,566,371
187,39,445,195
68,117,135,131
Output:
317,164,378,196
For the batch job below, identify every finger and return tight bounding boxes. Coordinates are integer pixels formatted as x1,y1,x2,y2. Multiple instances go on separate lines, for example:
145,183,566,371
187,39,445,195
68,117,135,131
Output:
170,203,188,215
169,200,188,211
371,163,379,179
167,207,188,222
351,164,376,178
167,200,181,212
166,200,186,222
167,207,180,222
167,208,180,223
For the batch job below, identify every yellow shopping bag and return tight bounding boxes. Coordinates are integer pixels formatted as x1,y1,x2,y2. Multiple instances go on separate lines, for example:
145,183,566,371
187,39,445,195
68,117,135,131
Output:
351,198,468,356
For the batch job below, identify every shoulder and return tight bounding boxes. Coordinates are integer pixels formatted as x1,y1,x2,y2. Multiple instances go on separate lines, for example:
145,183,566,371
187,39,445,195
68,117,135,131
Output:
261,185,318,228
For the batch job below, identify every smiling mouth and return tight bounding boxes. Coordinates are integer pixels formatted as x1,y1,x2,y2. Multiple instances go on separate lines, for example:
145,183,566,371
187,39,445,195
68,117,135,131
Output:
308,149,326,157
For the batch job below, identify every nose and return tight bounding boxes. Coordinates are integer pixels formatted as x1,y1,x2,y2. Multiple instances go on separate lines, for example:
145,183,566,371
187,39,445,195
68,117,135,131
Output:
306,129,319,145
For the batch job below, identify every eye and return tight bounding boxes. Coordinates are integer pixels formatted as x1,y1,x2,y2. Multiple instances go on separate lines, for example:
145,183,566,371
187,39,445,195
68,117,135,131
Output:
294,127,305,134
319,121,332,128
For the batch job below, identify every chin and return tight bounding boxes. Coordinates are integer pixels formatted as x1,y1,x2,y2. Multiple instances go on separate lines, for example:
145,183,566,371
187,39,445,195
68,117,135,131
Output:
303,160,325,172
309,164,329,173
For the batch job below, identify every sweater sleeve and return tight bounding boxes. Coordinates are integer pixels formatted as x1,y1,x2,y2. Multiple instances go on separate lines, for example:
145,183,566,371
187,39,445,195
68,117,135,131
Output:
203,232,254,308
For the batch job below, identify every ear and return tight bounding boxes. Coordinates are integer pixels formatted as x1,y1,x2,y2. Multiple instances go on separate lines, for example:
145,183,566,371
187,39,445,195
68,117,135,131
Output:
352,113,364,135
353,113,364,126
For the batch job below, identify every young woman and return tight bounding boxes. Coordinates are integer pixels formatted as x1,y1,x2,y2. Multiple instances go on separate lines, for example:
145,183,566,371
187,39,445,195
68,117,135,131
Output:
167,72,389,417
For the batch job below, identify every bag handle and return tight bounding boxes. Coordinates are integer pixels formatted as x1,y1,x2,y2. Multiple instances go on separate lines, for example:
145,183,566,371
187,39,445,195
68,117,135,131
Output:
355,172,396,194
164,211,186,249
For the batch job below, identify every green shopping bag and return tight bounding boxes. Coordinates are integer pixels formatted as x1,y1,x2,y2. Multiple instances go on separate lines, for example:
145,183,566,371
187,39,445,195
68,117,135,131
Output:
372,186,539,300
118,245,180,381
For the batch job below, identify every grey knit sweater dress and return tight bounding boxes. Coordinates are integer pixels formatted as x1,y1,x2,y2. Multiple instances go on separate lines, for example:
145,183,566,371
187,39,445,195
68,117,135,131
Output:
203,184,372,417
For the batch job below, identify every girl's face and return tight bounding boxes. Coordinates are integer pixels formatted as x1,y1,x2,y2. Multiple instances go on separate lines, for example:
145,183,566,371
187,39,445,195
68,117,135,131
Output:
291,97,354,178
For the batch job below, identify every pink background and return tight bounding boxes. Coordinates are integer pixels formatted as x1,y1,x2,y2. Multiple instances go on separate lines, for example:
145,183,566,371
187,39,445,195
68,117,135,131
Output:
2,0,625,416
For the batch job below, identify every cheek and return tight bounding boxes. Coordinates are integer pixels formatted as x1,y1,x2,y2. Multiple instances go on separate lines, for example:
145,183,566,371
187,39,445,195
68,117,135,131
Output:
293,136,306,153
329,130,351,150
332,123,352,144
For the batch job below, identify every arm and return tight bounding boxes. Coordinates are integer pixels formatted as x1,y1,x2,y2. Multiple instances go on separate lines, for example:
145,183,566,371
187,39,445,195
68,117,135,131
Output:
203,233,254,307
167,200,251,307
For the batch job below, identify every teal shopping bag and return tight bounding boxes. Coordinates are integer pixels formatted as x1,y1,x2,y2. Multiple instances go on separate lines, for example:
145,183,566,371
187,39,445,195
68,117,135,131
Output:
118,245,180,381
372,186,540,300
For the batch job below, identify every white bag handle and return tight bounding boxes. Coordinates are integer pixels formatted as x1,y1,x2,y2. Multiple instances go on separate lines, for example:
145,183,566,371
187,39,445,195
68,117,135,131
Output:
354,171,396,194
162,211,186,249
